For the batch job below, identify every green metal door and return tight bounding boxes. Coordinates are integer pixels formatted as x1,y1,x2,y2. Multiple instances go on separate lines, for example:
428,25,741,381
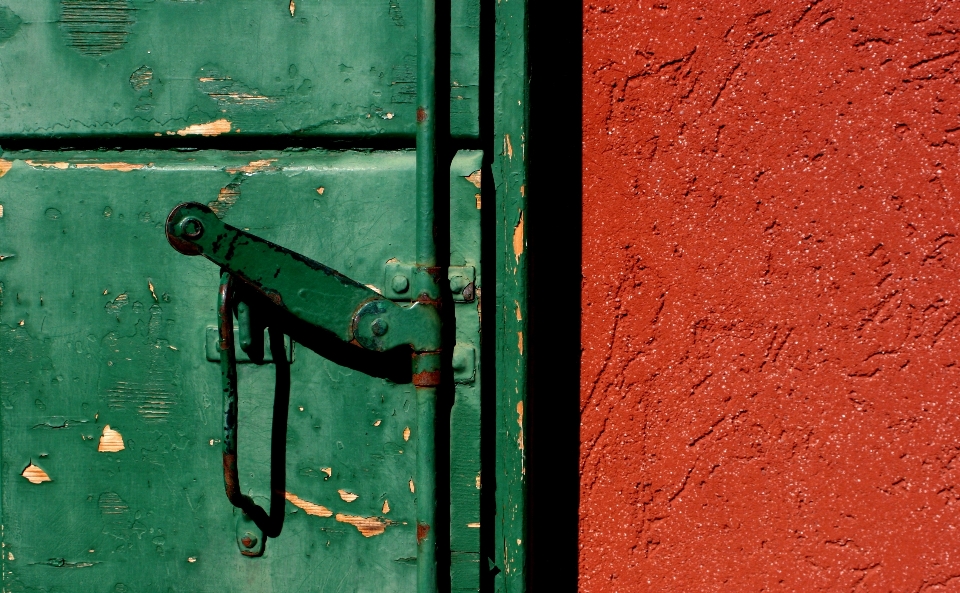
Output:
0,0,513,590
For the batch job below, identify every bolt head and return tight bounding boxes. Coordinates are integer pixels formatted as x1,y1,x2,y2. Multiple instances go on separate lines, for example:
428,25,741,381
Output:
240,532,258,548
371,318,388,337
391,275,410,294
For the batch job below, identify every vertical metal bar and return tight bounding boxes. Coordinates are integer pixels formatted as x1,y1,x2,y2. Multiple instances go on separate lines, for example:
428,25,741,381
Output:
417,0,437,268
416,0,438,589
416,385,438,593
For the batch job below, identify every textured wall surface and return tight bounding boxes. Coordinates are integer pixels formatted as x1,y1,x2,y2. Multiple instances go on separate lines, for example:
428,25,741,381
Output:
581,1,960,590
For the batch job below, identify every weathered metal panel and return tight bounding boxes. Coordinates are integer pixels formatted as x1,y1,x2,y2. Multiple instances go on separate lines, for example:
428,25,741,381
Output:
0,151,425,591
0,0,479,139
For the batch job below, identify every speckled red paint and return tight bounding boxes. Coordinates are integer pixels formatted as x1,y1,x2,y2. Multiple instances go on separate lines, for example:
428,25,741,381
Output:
582,1,960,591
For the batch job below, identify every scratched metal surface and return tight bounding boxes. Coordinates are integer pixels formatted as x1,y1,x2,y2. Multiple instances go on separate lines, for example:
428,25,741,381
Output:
0,0,479,139
0,151,430,592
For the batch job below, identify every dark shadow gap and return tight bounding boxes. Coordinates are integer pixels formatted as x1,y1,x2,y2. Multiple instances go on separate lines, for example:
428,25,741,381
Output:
526,0,583,591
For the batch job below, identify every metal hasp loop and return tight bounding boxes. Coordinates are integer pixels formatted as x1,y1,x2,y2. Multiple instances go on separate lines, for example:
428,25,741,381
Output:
218,272,290,547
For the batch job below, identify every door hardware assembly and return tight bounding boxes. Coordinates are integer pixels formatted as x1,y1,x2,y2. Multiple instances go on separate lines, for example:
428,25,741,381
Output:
165,202,442,555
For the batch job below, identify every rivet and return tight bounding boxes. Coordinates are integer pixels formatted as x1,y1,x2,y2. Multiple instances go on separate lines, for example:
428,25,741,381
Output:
371,318,388,337
239,532,258,549
391,274,410,294
179,217,203,240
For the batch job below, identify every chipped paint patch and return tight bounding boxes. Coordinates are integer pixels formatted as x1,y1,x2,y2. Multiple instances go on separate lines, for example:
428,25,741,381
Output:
373,419,382,426
0,205,4,218
22,463,51,484
187,557,197,563
336,514,386,537
226,159,277,175
316,187,325,195
513,211,524,263
175,119,231,137
338,489,358,502
25,160,69,170
403,426,411,441
209,183,240,218
60,0,135,57
476,472,481,489
504,134,514,159
366,284,383,295
98,425,124,452
148,279,158,302
467,522,480,528
74,162,147,172
321,467,332,479
465,170,481,188
476,193,482,209
515,301,522,321
382,500,391,514
129,66,152,90
0,159,12,178
517,401,524,451
285,492,333,517
518,331,523,355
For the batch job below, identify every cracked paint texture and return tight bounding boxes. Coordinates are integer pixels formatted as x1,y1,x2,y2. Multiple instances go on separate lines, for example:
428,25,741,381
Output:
582,1,960,591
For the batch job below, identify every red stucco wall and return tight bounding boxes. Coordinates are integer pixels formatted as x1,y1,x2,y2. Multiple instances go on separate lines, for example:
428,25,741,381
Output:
581,1,960,590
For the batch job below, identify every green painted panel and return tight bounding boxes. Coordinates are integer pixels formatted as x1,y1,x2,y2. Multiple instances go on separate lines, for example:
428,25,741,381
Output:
449,151,481,591
0,0,479,139
0,150,429,592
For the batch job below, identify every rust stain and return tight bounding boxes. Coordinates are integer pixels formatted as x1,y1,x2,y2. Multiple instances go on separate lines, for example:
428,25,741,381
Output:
417,107,427,122
97,425,125,452
417,522,431,544
25,160,69,169
513,211,524,263
336,513,386,537
465,170,481,188
285,492,333,517
74,162,147,172
225,159,277,175
175,119,231,137
338,489,358,502
504,134,514,159
0,159,12,178
289,0,295,16
413,370,441,387
382,500,391,514
403,426,411,442
22,463,51,484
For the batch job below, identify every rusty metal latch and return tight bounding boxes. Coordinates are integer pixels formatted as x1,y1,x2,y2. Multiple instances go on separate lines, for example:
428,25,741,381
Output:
165,202,443,554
